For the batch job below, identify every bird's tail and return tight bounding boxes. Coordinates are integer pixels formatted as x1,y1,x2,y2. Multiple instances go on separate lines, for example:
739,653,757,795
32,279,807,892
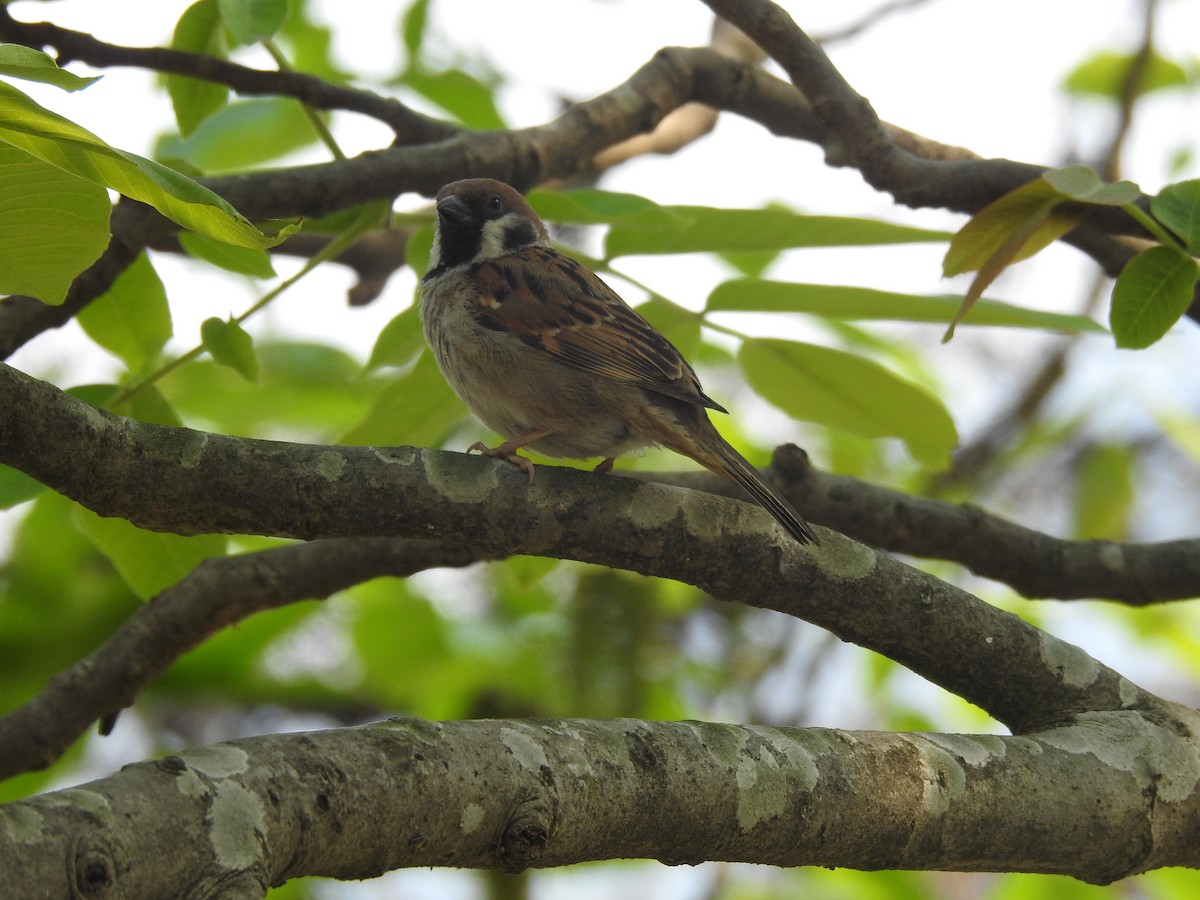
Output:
667,422,819,546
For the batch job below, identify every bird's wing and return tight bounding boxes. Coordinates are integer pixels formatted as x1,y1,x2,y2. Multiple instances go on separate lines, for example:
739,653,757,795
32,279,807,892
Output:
471,245,725,412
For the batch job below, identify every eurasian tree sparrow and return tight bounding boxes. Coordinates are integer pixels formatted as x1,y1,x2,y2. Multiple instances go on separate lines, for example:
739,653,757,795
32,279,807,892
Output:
419,178,818,546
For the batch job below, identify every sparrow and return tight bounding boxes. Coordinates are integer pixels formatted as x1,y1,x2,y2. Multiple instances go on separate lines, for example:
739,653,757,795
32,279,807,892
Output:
418,178,819,546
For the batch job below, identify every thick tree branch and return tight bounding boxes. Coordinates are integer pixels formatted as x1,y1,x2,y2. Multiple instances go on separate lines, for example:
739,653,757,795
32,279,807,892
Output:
0,538,483,782
3,713,1198,895
0,361,1163,734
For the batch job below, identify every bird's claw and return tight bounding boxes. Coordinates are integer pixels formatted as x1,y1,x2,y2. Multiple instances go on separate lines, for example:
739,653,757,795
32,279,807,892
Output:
467,441,536,483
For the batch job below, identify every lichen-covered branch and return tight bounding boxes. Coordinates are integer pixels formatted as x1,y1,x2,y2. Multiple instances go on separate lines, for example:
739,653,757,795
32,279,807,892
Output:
4,714,1198,897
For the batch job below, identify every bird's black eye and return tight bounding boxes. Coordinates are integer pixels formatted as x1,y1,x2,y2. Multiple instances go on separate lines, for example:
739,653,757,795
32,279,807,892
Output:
486,195,503,213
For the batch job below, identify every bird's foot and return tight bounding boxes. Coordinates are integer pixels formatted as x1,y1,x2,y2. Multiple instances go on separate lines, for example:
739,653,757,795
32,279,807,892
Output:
468,439,539,482
592,457,615,474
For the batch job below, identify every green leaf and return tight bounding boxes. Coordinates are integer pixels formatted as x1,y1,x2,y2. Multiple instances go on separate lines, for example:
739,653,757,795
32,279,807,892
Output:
398,67,506,130
179,230,276,277
400,0,431,62
340,350,464,447
218,0,290,45
1074,443,1133,540
1042,166,1140,205
707,280,1106,333
528,188,673,226
1110,246,1199,348
1150,179,1200,252
0,44,100,91
0,465,44,509
739,338,958,467
167,0,230,136
1063,49,1188,99
75,506,227,601
943,177,1082,277
156,97,321,173
77,254,173,371
0,80,287,248
201,316,260,381
0,144,110,304
606,205,948,258
366,304,425,371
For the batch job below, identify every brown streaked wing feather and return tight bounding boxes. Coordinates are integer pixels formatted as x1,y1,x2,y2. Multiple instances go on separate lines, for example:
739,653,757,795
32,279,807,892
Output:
472,246,726,411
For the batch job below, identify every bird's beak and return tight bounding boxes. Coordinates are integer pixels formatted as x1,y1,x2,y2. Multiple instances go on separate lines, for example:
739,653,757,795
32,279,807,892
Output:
436,194,473,224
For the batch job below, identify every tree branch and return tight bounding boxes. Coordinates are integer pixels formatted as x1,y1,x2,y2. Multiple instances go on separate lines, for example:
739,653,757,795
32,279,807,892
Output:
3,714,1198,895
0,361,1162,734
0,6,456,143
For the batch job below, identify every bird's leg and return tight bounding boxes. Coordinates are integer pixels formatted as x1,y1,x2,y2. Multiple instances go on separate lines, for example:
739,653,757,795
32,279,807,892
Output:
467,428,554,482
592,457,615,474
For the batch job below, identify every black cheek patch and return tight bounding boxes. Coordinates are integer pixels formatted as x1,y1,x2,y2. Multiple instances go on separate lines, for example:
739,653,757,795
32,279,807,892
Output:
501,220,538,252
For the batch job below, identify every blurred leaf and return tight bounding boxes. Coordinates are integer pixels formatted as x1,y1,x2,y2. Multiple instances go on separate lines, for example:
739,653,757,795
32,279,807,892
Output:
1073,443,1134,540
366,303,424,371
218,0,290,45
405,225,434,278
1063,49,1188,99
74,506,227,600
0,80,287,247
1110,246,1199,348
340,350,464,446
163,342,377,438
398,67,506,130
400,0,431,62
707,280,1106,333
77,253,172,371
179,231,276,277
0,465,44,509
1042,166,1139,205
167,0,230,136
119,383,184,427
0,145,110,304
607,206,948,258
0,44,100,91
529,188,674,227
739,338,958,468
157,97,321,173
718,249,780,278
202,316,260,382
1150,179,1200,252
277,1,351,83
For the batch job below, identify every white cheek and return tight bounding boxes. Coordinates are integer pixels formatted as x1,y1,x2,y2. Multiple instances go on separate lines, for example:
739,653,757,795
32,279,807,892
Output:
427,233,443,271
477,219,511,260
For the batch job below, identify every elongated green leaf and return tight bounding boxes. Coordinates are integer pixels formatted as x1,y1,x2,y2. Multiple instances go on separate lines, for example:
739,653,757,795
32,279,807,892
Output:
606,206,948,259
1110,246,1199,348
400,0,431,62
218,0,290,45
0,44,100,91
167,0,230,136
156,97,321,173
179,231,276,277
1043,166,1139,205
398,67,506,130
77,254,172,370
739,338,957,467
202,317,260,382
943,177,1083,276
528,188,674,226
75,506,227,601
0,144,110,304
0,80,286,247
1151,179,1200,253
707,280,1106,333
